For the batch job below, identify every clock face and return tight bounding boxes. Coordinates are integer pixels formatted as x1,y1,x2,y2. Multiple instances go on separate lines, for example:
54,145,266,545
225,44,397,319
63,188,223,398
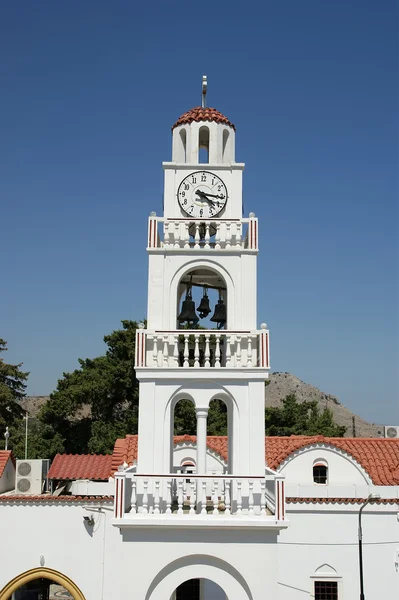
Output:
177,171,228,218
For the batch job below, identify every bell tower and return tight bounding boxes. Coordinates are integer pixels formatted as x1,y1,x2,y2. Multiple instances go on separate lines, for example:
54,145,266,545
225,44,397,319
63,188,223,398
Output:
135,77,270,480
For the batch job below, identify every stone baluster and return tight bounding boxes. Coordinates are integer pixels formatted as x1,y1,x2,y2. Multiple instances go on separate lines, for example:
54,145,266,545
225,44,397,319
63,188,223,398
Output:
226,335,232,367
236,221,242,247
194,333,200,368
204,334,210,367
183,334,189,368
154,480,160,514
248,480,254,515
205,223,211,249
184,222,190,248
174,222,180,248
189,481,196,514
172,335,179,366
194,223,200,248
260,480,266,515
130,478,137,514
164,221,170,248
163,336,169,367
177,479,184,514
224,479,231,515
236,336,241,368
215,334,221,368
166,480,172,514
215,223,221,249
225,222,231,249
142,479,149,514
247,335,253,367
152,336,158,368
212,480,219,514
236,480,242,514
201,480,207,514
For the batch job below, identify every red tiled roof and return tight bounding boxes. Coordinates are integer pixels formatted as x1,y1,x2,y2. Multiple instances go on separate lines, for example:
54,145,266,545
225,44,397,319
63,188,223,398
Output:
172,106,235,131
47,454,112,481
0,451,15,478
265,436,399,486
0,495,113,503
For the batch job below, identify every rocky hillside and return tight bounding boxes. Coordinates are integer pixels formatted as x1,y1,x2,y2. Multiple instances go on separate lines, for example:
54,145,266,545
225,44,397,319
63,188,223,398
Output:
266,372,382,438
20,373,383,438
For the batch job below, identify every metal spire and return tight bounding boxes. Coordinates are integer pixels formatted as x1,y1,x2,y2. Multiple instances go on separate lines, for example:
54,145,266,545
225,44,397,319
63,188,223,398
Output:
4,426,9,451
201,75,207,108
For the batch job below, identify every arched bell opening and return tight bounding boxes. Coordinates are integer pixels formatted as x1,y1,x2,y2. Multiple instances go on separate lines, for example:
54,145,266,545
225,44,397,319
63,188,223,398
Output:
176,268,227,333
0,568,87,600
198,125,210,163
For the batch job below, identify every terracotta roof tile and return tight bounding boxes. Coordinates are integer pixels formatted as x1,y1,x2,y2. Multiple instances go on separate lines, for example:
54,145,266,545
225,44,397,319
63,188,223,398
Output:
172,106,235,131
265,436,399,486
286,497,399,505
47,454,112,481
0,451,14,478
0,495,113,503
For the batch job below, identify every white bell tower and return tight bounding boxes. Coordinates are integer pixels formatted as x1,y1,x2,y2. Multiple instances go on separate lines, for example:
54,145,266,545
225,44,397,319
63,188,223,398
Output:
135,77,270,479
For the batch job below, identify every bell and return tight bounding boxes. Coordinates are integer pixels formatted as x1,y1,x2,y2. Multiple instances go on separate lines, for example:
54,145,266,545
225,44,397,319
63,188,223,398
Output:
177,288,199,325
210,297,227,329
197,287,211,319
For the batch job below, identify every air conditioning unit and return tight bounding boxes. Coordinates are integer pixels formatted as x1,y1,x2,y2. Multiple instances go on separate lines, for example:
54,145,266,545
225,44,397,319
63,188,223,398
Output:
15,459,50,495
384,426,399,439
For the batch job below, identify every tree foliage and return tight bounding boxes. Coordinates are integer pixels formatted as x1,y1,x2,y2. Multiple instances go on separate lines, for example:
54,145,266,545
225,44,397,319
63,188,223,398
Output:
39,320,140,454
0,339,29,451
265,394,346,437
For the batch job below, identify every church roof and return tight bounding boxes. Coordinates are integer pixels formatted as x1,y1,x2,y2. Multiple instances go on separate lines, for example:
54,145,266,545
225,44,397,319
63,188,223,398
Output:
0,450,15,478
172,106,235,131
47,453,112,481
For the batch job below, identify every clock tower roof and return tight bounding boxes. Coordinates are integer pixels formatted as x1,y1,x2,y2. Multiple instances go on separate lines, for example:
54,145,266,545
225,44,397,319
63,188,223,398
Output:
172,106,236,132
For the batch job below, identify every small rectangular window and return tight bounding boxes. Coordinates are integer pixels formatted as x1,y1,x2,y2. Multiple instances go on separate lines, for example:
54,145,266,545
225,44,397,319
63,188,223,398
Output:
314,580,338,599
313,465,328,484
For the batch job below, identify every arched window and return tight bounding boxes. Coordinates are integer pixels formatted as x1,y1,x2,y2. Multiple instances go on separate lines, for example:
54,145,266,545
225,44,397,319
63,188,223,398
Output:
179,128,187,163
198,126,209,163
222,129,230,162
313,460,328,484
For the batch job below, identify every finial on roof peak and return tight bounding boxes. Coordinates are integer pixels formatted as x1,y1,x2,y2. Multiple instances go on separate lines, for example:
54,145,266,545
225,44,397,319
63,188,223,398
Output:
201,75,207,108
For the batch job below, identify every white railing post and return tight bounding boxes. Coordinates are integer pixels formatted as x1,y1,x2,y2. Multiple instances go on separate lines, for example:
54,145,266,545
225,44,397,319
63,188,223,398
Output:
275,476,285,521
225,479,231,515
226,335,232,367
114,468,126,519
204,334,210,367
215,334,221,368
260,479,266,515
172,335,179,366
248,480,254,515
260,323,270,368
163,335,169,367
194,333,200,368
205,223,210,249
152,335,158,368
247,335,253,368
154,480,160,514
166,480,172,514
236,481,242,515
183,334,189,368
142,479,149,514
177,480,184,514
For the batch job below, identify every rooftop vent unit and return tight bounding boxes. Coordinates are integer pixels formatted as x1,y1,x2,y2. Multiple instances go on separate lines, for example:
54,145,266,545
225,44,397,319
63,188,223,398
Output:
384,426,399,439
15,459,50,495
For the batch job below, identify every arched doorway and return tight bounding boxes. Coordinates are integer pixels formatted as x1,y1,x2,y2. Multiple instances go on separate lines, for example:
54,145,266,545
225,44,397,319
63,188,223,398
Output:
0,568,86,600
173,578,226,599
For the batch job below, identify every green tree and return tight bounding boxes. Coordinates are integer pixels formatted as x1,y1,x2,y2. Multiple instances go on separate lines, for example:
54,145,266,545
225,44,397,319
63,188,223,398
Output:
265,394,346,437
40,320,140,454
0,339,29,450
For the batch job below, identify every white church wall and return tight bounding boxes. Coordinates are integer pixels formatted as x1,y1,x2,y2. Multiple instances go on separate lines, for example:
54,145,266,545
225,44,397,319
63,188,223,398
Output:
277,505,399,599
172,445,226,474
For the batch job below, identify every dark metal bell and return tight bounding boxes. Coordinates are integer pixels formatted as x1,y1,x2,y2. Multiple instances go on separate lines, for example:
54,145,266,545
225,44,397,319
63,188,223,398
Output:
210,298,227,329
197,288,211,319
177,289,199,325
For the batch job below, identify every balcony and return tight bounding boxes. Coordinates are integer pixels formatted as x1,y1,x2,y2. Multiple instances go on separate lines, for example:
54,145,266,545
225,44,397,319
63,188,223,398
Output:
113,470,287,530
135,327,270,370
147,215,258,251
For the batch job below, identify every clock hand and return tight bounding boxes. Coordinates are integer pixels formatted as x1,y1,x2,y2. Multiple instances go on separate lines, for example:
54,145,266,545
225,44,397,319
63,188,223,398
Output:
201,192,225,200
195,190,216,205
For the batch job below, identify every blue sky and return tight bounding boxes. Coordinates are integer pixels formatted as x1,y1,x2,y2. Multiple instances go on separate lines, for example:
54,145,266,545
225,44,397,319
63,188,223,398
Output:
1,1,398,426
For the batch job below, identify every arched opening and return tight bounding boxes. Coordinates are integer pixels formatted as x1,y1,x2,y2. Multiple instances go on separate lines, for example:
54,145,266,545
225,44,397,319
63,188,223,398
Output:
313,459,328,484
177,268,227,334
179,128,187,163
173,578,227,599
0,568,86,600
222,129,230,163
198,126,209,163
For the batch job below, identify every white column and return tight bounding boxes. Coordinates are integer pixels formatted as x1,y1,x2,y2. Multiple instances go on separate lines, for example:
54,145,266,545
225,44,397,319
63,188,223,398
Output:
196,408,209,474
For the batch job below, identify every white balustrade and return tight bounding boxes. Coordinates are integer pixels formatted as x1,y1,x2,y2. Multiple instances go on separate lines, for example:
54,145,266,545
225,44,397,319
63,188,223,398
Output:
135,329,270,369
114,472,285,520
147,217,259,251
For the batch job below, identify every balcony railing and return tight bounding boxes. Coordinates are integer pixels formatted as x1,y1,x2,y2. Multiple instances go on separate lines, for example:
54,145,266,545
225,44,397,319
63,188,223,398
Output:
135,327,270,369
148,215,258,251
113,470,286,524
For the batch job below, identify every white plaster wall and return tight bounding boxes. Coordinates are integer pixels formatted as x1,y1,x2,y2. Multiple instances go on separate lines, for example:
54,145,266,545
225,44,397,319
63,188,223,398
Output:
279,447,371,486
172,445,226,474
0,503,280,600
0,459,15,493
277,505,399,599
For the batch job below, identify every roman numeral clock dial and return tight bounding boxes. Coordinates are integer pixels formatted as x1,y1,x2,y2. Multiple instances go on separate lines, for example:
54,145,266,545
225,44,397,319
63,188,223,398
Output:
177,171,228,218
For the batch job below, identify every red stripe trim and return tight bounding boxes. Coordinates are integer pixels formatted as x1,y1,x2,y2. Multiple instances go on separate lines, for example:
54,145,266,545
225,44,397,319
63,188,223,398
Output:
282,481,285,520
277,481,280,520
115,478,119,518
153,219,157,247
120,479,124,517
141,333,145,367
148,220,152,248
254,219,257,249
265,332,269,367
261,333,264,367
